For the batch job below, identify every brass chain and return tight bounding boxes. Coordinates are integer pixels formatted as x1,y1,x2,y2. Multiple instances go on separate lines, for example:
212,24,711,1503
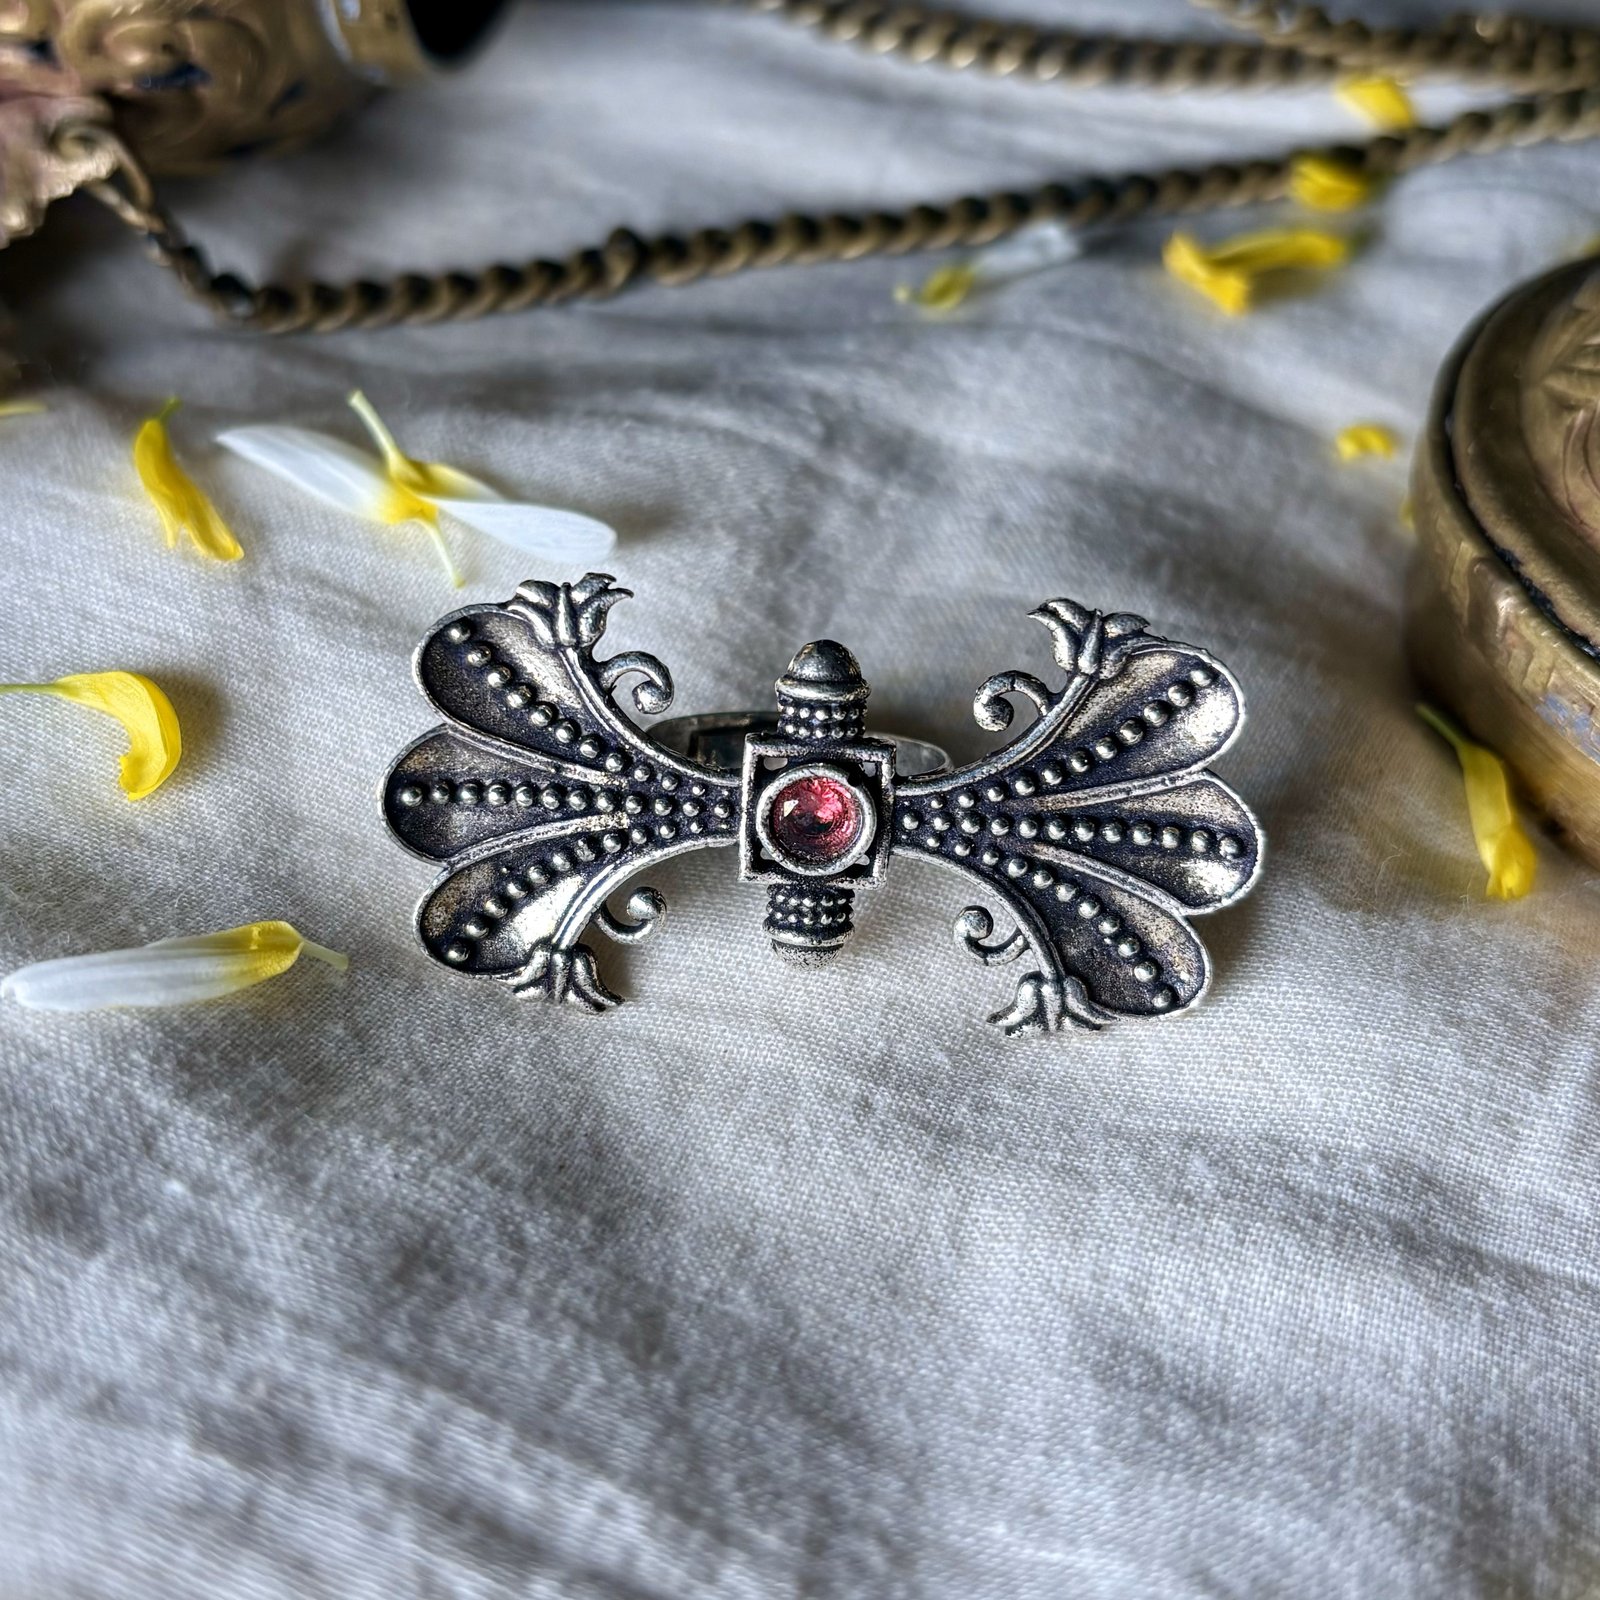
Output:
749,0,1600,90
66,0,1600,335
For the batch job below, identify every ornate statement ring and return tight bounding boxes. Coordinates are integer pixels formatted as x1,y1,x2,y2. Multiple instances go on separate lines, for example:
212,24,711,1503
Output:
382,575,1263,1036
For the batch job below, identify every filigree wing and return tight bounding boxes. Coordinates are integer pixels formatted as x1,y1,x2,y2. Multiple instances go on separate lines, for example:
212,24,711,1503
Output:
383,574,738,1007
895,600,1262,1032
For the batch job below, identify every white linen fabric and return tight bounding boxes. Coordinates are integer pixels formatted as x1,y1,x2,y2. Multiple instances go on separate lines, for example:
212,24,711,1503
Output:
2,3,1599,1596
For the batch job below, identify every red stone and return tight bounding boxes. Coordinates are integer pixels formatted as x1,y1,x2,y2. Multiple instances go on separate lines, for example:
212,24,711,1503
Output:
768,773,863,865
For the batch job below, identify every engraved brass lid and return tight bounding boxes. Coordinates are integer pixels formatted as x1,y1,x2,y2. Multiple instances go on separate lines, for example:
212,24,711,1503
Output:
1409,257,1600,863
1452,260,1600,649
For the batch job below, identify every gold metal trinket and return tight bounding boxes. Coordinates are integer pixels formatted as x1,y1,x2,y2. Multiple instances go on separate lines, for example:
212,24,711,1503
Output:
1410,257,1600,866
0,0,505,245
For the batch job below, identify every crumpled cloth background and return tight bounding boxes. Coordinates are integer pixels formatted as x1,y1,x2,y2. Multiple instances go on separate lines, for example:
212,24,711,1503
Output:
2,3,1599,1596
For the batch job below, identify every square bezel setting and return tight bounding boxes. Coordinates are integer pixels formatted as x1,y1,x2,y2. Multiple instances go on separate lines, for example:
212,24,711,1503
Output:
739,735,897,887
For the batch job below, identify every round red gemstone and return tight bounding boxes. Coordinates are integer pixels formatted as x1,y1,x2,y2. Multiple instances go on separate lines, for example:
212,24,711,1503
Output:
768,773,864,865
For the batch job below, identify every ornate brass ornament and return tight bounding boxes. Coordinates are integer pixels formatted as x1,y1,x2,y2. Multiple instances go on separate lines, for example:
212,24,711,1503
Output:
1411,258,1600,867
0,89,111,244
0,0,506,227
382,576,1263,1036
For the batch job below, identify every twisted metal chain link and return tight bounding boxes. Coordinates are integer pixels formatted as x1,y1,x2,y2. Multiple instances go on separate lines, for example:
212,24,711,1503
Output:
68,0,1600,335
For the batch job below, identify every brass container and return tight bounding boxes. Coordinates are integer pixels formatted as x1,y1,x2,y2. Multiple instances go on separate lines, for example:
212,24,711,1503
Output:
1409,257,1600,864
0,0,507,175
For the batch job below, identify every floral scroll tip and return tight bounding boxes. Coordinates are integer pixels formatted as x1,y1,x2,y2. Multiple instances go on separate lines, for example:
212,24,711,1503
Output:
133,397,243,562
1,920,347,1012
1336,75,1417,130
0,671,181,800
1416,703,1536,900
1289,155,1378,213
1163,227,1350,316
1334,422,1400,462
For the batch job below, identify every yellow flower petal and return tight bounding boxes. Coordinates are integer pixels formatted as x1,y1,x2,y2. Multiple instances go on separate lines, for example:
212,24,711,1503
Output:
1417,704,1537,900
0,671,182,800
1,920,347,1011
1201,229,1352,274
1163,233,1251,315
1163,228,1351,315
1337,76,1417,130
895,263,980,314
0,399,46,419
1334,422,1400,461
133,399,242,562
1288,155,1378,213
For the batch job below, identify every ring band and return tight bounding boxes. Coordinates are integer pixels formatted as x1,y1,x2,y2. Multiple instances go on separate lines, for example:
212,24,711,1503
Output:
652,712,949,779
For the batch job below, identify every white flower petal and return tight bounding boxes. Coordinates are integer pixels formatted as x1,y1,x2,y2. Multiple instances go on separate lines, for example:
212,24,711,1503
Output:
217,425,391,521
2,945,258,1009
2,922,347,1011
432,498,618,564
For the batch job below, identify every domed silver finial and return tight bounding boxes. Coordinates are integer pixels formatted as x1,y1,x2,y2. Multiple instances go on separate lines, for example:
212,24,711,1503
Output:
776,639,869,741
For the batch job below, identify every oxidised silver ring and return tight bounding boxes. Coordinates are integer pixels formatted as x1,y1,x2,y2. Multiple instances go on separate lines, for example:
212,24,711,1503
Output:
382,574,1264,1037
